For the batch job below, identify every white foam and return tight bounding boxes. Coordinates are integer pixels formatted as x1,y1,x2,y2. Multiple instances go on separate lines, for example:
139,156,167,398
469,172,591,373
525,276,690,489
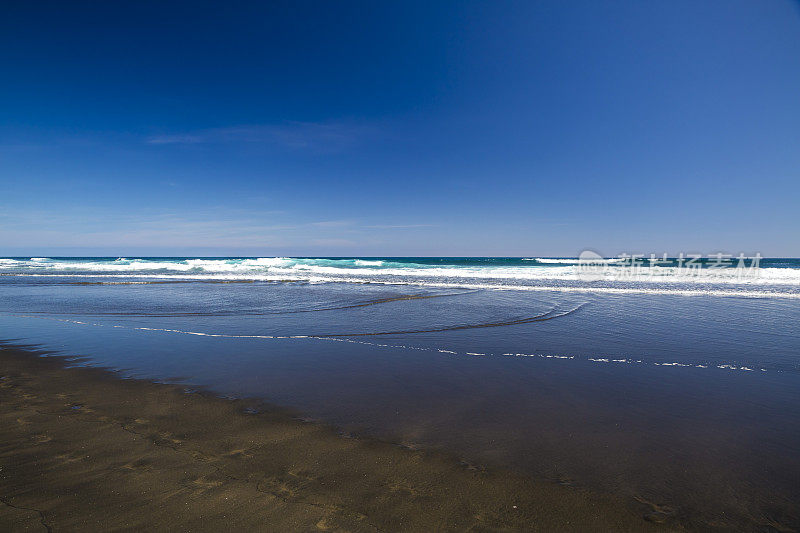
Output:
0,257,793,283
528,258,578,264
5,271,800,299
2,257,798,298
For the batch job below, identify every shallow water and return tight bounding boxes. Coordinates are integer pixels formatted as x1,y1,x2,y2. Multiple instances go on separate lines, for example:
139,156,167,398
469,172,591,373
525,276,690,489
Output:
1,257,799,529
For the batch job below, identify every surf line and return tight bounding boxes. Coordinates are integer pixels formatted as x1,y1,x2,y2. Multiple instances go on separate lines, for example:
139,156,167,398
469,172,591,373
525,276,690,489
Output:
4,311,769,373
313,304,585,337
6,305,576,340
8,274,800,299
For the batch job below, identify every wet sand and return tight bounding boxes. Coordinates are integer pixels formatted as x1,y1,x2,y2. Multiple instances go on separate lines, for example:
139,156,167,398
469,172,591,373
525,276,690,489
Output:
0,345,670,532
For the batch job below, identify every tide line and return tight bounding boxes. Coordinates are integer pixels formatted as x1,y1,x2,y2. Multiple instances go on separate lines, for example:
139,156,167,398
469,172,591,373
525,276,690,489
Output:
5,313,771,373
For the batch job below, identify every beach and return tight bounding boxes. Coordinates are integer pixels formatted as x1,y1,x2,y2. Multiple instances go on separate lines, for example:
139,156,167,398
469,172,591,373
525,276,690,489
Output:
0,344,661,531
4,1,798,529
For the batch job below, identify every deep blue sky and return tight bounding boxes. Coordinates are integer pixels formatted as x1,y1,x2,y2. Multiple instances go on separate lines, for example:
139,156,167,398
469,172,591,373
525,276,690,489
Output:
2,0,799,256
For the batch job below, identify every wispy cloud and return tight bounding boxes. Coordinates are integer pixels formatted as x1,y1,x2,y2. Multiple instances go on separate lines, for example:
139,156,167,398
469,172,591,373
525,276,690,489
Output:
146,121,372,153
310,220,354,228
310,238,357,247
0,203,438,253
364,224,434,229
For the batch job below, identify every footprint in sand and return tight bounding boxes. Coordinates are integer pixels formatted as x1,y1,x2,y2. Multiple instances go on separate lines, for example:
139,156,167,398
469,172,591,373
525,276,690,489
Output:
152,432,184,447
458,459,485,473
389,481,418,497
32,433,52,444
259,477,299,499
223,448,254,459
288,469,316,482
188,449,215,462
316,508,370,531
634,496,676,523
121,459,154,472
187,476,224,492
55,451,89,464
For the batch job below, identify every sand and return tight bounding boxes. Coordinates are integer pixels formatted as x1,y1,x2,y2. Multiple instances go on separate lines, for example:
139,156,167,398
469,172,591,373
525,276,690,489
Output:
0,345,667,532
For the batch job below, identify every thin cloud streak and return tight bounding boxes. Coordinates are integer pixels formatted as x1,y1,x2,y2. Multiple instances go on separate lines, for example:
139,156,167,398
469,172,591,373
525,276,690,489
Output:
146,121,374,153
0,206,437,251
365,224,435,229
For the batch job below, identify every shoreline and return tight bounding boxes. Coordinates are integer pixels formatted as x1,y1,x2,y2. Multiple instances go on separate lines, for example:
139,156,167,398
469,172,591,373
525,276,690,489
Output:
0,344,667,531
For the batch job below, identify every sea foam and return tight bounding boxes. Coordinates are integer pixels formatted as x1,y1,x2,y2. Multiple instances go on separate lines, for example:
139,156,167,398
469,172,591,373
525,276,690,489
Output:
1,257,799,298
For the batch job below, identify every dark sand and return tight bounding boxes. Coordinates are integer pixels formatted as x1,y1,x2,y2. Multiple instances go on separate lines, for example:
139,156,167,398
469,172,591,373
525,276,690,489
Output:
0,345,670,532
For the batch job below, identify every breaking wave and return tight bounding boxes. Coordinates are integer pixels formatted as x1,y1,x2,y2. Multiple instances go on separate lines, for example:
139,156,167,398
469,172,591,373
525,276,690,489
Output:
2,256,800,298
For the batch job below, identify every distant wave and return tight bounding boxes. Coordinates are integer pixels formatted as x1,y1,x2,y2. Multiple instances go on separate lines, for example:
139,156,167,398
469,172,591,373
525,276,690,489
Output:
523,257,626,264
524,258,578,264
2,257,799,297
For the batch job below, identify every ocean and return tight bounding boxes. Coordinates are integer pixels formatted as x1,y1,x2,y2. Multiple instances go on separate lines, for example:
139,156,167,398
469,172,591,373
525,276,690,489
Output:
1,256,799,528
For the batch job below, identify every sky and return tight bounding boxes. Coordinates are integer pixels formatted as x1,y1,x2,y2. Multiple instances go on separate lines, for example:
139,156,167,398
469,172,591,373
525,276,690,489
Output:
1,0,799,257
